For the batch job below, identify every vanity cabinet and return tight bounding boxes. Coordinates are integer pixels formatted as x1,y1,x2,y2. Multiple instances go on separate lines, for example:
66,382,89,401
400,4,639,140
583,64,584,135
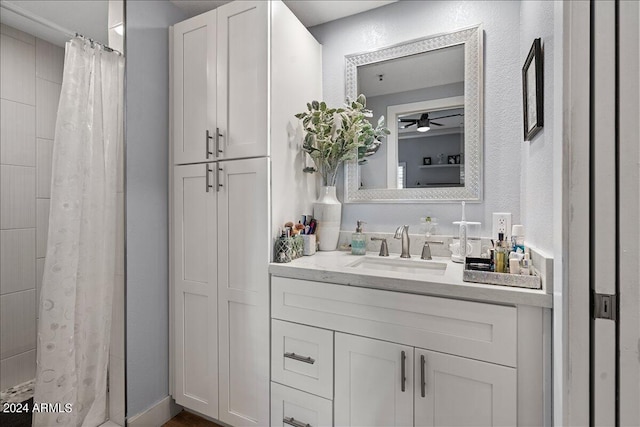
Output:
334,333,414,427
414,349,516,426
270,276,549,426
171,1,321,425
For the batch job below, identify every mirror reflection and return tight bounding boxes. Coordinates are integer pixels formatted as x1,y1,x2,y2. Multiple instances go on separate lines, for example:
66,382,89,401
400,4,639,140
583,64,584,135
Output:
357,44,465,190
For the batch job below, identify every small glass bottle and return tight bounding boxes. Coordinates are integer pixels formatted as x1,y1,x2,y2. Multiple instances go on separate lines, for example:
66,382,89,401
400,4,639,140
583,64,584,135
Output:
351,220,367,255
494,233,507,273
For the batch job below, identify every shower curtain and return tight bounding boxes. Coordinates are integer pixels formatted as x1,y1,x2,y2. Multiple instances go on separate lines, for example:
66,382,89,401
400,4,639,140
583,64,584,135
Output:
33,38,124,427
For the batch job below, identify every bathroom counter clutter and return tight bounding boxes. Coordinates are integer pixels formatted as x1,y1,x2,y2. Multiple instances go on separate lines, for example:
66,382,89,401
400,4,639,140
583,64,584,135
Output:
269,251,552,308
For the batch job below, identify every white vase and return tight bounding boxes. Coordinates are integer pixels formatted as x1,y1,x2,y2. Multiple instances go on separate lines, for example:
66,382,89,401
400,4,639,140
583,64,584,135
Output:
313,186,342,251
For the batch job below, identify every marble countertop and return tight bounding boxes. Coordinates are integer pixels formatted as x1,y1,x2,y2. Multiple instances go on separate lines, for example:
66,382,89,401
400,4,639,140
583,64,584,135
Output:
269,251,553,308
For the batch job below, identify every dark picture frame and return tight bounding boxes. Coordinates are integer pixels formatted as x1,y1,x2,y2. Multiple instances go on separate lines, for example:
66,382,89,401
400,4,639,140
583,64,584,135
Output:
522,38,543,141
455,154,461,164
423,157,431,165
447,155,456,165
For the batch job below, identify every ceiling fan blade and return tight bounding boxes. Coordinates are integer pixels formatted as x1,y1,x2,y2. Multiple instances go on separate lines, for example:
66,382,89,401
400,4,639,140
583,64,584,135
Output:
430,113,464,120
399,119,417,123
430,121,444,126
401,122,417,129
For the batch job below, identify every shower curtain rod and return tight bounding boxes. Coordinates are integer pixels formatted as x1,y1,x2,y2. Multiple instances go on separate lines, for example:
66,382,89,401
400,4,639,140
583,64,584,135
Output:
0,1,121,54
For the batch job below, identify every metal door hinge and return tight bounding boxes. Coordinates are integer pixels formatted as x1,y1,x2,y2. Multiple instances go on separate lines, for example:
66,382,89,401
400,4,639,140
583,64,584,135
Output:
592,292,617,321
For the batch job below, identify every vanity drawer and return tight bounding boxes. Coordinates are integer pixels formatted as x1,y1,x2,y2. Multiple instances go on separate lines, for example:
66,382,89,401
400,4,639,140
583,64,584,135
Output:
271,382,333,427
272,319,334,399
271,276,517,367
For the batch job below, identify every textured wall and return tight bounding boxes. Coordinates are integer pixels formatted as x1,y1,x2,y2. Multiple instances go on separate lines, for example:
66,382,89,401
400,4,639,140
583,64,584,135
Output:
310,1,523,236
519,1,555,254
125,1,187,418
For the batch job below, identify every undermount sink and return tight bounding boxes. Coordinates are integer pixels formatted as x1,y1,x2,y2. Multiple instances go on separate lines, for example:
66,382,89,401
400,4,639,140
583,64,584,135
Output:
347,256,447,276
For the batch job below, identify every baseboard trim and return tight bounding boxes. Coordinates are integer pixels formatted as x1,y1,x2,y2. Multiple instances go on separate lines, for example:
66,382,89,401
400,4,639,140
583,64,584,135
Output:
127,396,182,427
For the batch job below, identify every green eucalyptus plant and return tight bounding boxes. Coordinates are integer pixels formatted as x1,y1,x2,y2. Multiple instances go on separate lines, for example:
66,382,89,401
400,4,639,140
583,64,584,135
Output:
295,94,389,187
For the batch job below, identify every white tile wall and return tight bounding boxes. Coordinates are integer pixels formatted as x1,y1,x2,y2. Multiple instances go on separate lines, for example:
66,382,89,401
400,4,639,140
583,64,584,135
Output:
0,34,35,105
0,289,36,360
0,165,36,229
36,199,50,258
0,99,36,166
0,229,36,295
36,39,64,84
1,25,63,392
0,349,36,391
0,24,35,45
36,79,61,140
36,138,53,198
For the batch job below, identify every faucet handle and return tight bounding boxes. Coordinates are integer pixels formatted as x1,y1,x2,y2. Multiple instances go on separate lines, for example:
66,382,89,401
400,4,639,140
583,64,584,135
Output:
371,237,389,257
421,241,432,260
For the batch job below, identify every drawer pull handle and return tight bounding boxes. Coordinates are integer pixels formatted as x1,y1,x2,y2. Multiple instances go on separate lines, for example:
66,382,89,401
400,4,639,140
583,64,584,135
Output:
284,352,315,364
283,416,311,427
420,354,426,397
401,350,406,392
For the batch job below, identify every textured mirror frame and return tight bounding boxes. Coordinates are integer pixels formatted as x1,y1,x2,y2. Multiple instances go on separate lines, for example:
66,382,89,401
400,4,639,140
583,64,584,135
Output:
344,24,484,203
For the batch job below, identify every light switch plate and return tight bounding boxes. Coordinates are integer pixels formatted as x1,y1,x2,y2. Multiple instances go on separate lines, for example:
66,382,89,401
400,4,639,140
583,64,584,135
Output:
492,213,512,239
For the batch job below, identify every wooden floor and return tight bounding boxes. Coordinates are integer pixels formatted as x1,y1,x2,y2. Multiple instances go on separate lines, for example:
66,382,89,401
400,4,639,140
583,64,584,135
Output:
163,410,224,427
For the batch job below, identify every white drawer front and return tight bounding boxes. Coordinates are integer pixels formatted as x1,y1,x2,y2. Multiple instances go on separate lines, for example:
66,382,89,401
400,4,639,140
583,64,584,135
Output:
271,382,333,427
272,319,334,399
271,276,517,367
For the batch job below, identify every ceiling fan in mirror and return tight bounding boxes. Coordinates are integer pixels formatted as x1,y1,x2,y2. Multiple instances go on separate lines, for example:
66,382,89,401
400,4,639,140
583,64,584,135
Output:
399,112,464,132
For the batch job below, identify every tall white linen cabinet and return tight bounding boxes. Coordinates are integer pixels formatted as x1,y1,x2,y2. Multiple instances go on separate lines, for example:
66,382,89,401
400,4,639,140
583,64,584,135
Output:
169,1,321,425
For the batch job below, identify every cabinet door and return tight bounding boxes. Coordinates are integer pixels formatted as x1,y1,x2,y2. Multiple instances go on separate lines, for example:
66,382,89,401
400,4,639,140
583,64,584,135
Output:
271,382,333,427
414,349,516,427
217,158,270,426
172,164,218,417
335,333,413,427
216,1,268,160
173,11,217,165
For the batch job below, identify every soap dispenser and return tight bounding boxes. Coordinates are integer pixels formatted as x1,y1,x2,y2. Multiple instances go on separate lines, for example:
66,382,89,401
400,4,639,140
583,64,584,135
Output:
351,220,367,255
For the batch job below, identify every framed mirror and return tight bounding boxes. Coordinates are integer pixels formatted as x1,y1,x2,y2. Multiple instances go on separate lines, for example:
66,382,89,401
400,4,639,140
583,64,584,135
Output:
344,25,483,203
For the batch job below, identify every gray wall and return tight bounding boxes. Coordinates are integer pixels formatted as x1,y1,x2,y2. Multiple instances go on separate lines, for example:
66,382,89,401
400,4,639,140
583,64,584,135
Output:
310,1,524,236
519,0,555,253
125,0,187,417
398,133,464,187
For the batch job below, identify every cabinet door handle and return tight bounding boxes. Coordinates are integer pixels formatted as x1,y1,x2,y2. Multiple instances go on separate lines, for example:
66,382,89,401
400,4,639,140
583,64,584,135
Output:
284,352,315,364
206,130,214,159
217,166,223,192
401,350,406,392
205,165,213,192
215,127,223,156
420,354,426,398
283,416,311,427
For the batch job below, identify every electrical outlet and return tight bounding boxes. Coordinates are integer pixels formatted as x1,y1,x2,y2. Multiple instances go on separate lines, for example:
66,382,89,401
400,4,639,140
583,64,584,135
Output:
492,213,512,239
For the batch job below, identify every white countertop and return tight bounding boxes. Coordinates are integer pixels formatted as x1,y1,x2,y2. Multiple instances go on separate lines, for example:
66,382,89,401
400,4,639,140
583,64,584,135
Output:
269,251,553,308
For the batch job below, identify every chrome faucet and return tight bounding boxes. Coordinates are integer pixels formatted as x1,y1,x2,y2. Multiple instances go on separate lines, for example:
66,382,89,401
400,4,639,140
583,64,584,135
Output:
394,225,411,258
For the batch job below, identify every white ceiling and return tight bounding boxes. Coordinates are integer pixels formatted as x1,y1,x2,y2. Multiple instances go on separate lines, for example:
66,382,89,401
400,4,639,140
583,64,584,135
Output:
0,0,109,47
358,44,465,97
170,0,398,27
